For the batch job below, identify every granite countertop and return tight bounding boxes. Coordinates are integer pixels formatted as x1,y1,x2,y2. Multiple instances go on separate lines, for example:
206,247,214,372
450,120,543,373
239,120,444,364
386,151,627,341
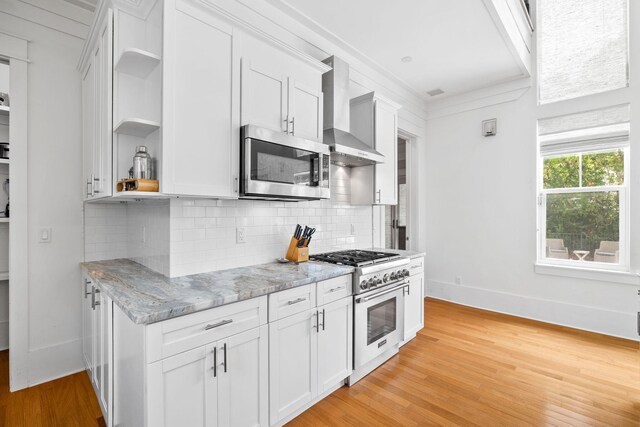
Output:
369,248,426,259
82,259,354,325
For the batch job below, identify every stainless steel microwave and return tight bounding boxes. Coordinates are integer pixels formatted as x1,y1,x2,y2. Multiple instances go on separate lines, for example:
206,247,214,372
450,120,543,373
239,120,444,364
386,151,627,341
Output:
240,125,331,200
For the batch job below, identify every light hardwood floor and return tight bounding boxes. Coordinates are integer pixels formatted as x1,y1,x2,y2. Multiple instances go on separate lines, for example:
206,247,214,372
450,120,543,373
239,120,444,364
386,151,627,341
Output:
0,351,103,427
0,299,637,426
290,299,640,426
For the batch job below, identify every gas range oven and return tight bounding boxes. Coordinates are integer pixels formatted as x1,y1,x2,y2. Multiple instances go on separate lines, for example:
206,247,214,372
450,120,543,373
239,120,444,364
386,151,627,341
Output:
311,250,410,384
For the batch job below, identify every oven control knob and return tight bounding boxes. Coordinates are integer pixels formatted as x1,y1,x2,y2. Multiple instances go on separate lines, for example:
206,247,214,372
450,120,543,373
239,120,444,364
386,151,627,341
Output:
360,280,368,290
403,269,410,277
376,278,383,286
383,274,389,283
390,272,397,280
367,278,375,288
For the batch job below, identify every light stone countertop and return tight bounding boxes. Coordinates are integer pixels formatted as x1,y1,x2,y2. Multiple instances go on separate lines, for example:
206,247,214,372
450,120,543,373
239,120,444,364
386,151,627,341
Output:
81,259,354,325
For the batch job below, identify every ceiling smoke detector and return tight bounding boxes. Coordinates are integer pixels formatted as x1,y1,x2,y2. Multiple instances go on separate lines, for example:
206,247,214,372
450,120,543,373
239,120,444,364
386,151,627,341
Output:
427,88,445,97
400,56,413,63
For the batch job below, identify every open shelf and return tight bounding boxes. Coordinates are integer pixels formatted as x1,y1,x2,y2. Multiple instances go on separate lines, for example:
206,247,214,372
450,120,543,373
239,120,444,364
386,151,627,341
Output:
115,48,161,79
0,159,9,165
0,106,9,116
112,191,169,200
114,118,160,138
0,218,9,223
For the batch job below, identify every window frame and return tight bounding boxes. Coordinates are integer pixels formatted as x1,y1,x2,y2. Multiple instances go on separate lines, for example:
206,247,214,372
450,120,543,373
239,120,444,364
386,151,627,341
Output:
537,144,630,272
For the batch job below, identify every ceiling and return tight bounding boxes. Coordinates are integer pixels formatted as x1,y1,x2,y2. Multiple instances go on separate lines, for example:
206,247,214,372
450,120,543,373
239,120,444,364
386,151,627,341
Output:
63,0,98,12
266,0,524,101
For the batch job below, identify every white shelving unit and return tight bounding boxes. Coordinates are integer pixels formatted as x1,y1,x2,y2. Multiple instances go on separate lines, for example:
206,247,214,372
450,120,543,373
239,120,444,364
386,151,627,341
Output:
111,191,168,200
115,48,160,79
0,106,9,116
0,159,9,165
114,118,160,138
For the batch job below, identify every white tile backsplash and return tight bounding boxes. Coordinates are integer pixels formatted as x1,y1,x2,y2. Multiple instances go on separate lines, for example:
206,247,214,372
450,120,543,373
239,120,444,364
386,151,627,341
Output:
168,165,373,277
84,200,171,276
84,165,373,278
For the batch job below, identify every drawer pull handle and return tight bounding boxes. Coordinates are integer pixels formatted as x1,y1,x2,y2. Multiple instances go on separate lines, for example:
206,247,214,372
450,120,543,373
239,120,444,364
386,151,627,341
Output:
328,286,343,293
212,347,217,377
287,297,306,305
205,319,233,330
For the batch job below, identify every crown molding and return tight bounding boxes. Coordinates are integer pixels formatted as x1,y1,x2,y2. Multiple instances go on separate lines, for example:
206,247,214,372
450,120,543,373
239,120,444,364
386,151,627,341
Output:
426,77,532,120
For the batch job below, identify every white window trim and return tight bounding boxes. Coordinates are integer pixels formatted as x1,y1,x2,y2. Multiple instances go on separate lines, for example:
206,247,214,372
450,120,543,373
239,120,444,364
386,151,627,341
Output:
537,145,630,273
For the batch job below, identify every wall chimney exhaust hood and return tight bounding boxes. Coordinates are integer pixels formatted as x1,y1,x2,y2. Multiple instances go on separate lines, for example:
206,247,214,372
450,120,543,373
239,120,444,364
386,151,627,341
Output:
322,56,384,167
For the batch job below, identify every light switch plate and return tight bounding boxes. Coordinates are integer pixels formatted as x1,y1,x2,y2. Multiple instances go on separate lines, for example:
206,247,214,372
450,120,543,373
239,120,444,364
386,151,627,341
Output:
39,228,52,243
482,118,497,137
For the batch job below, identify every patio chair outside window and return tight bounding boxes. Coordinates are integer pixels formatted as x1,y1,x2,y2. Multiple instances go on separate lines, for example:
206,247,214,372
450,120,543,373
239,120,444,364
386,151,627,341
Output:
594,241,619,263
546,238,569,259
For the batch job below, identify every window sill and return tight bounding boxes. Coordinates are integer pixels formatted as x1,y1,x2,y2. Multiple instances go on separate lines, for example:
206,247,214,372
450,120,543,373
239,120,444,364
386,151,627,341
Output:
534,263,640,286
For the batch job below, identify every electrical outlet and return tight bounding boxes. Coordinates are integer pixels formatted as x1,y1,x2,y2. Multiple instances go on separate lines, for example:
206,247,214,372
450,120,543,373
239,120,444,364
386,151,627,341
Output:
236,227,246,243
454,276,462,285
39,228,52,243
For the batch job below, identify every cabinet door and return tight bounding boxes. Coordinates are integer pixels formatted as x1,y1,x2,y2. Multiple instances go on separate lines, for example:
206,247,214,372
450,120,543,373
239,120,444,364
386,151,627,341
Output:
269,309,317,425
82,277,94,374
99,293,113,426
94,9,113,198
217,326,268,427
404,273,424,341
288,78,323,142
163,4,239,197
82,58,95,200
241,59,288,134
374,99,398,205
317,298,352,394
147,343,217,427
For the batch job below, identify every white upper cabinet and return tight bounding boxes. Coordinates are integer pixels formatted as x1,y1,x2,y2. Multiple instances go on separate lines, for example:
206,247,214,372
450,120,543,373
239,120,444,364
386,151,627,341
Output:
350,93,401,205
240,35,327,142
288,78,323,142
82,8,113,201
162,1,239,198
241,59,289,134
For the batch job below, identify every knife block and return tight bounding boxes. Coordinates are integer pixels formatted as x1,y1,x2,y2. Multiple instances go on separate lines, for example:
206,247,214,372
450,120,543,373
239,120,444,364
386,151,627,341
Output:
285,237,309,263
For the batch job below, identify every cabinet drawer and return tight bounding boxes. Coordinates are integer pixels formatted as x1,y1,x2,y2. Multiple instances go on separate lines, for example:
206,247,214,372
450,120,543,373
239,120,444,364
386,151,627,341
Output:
316,275,352,306
146,296,267,363
268,283,316,321
409,257,424,276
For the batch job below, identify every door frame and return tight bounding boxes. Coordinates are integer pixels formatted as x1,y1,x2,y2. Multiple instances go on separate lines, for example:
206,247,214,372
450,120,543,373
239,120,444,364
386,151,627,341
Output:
397,128,416,251
0,30,29,391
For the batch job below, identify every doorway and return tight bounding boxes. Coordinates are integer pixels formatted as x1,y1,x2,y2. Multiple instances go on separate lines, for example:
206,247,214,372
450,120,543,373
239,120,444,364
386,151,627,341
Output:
385,136,408,250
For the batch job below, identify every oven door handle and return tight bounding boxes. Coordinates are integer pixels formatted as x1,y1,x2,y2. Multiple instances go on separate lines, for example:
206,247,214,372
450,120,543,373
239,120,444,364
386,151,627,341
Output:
356,282,408,303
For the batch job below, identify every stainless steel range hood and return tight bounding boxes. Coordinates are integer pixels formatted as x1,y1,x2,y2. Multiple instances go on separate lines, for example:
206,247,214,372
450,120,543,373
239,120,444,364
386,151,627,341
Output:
322,56,384,167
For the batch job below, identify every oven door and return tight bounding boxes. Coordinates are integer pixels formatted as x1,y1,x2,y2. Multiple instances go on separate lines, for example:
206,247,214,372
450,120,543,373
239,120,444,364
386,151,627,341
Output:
354,282,407,369
241,125,330,200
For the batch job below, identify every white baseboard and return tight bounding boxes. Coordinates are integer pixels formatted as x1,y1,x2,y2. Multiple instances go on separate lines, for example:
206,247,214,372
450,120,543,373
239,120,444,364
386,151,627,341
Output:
427,280,639,341
27,338,85,387
0,319,7,351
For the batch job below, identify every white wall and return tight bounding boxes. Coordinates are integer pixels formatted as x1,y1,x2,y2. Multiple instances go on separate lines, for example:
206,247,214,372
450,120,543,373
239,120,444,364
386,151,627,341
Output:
0,2,91,386
424,0,640,340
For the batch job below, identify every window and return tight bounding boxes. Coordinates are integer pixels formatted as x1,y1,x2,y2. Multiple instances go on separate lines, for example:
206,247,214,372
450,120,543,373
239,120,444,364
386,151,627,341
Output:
537,0,629,104
538,105,630,269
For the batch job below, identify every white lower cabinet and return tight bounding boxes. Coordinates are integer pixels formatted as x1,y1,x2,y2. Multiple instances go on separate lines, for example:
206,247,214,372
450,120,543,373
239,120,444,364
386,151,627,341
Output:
269,310,317,424
269,295,353,425
403,257,425,343
84,275,355,427
82,274,113,426
147,325,268,427
148,344,216,427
